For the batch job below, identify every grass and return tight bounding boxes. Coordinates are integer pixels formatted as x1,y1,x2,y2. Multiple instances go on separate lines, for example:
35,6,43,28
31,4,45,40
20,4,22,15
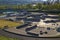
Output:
0,19,23,28
0,36,19,40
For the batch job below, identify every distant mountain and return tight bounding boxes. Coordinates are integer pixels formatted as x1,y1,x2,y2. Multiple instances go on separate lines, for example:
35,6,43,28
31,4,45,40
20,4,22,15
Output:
0,0,43,5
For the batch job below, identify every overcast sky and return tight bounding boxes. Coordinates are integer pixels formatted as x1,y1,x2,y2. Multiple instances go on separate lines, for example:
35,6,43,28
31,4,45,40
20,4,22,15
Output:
43,0,47,1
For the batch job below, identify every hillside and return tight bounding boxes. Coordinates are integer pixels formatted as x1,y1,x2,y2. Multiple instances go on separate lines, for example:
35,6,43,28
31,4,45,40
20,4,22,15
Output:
0,0,42,5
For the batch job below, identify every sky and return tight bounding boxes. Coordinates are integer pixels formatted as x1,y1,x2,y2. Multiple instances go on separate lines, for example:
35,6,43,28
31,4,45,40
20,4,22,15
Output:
43,0,47,1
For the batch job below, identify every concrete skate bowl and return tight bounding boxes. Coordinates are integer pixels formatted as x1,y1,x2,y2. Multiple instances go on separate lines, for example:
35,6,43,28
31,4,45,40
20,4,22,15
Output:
2,23,60,38
3,24,40,38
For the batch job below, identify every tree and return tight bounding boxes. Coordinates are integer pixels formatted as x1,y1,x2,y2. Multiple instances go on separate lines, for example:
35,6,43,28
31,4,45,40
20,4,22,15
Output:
36,3,42,10
25,4,32,10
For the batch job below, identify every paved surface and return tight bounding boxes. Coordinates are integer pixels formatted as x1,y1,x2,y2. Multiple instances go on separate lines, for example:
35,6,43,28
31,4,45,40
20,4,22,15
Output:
4,26,60,37
29,27,60,37
0,12,60,40
4,26,33,36
0,29,60,40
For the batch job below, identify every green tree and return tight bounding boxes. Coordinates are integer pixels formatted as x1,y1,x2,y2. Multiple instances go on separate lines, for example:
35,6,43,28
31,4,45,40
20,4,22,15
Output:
25,4,32,10
36,3,42,10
